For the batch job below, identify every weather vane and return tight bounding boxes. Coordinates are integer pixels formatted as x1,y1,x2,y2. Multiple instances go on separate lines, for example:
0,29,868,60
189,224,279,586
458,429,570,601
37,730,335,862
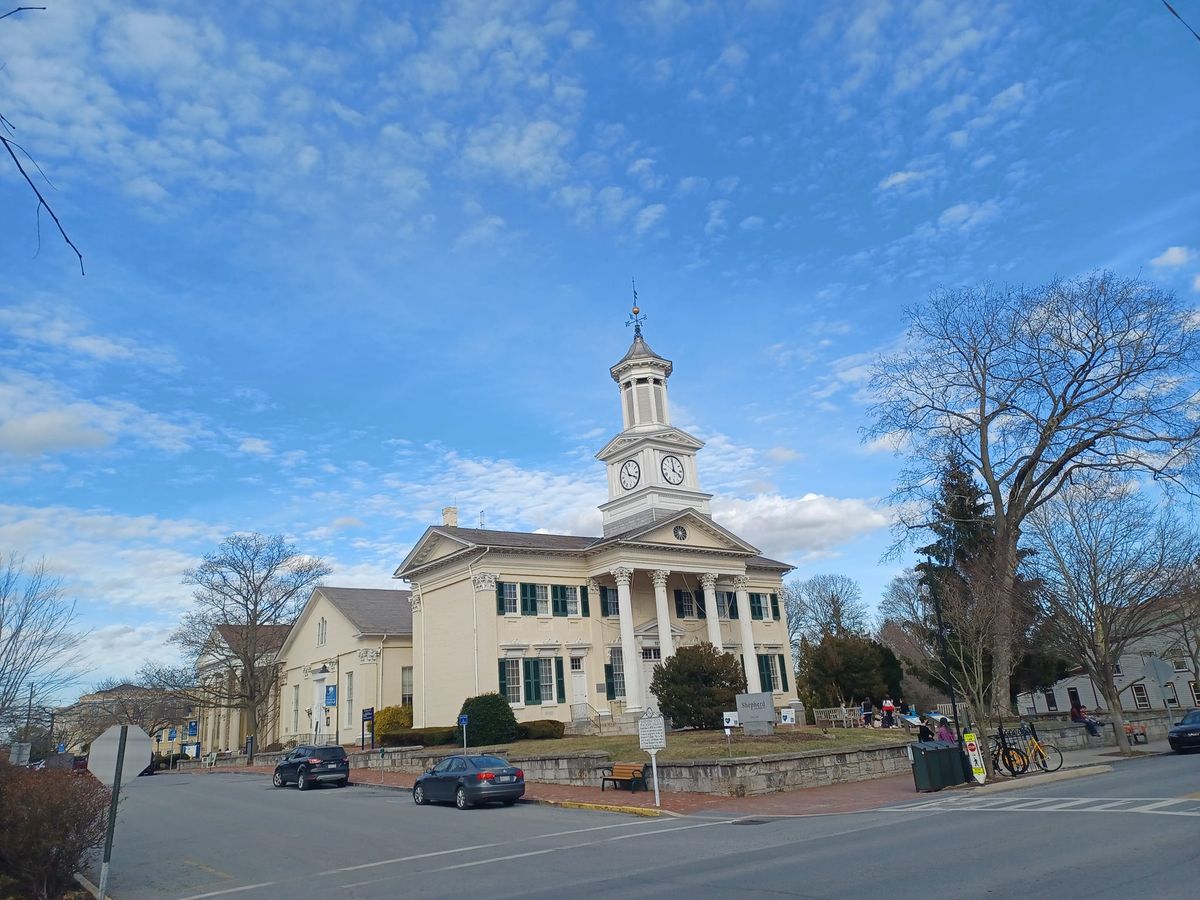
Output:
626,277,646,337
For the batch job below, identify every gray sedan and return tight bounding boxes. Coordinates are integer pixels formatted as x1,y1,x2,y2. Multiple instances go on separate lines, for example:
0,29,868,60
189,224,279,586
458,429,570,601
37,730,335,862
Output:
412,754,525,809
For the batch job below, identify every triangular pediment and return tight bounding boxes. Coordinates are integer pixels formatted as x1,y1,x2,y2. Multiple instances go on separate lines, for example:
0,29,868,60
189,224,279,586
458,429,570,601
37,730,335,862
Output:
596,427,704,461
634,619,686,638
394,527,474,578
599,509,760,555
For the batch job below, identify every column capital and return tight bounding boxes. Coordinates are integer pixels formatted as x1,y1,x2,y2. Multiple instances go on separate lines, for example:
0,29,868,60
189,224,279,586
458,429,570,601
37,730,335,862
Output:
409,583,423,612
587,577,599,594
732,575,750,591
471,572,498,591
651,569,671,588
699,573,717,590
611,566,634,586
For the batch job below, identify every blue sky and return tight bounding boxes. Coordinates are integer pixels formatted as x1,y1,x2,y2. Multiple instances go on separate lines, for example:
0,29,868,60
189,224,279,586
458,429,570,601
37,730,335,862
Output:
2,1,1198,691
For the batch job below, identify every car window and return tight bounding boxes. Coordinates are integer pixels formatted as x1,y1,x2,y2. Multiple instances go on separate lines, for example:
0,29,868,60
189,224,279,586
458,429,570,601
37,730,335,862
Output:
314,747,344,760
469,756,509,768
448,758,467,772
432,759,454,773
1182,710,1200,725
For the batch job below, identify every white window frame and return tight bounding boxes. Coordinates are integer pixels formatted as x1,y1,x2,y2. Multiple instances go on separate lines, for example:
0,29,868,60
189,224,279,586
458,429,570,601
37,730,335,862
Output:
1131,683,1151,710
679,591,695,618
570,657,583,672
291,684,300,734
539,658,556,703
760,654,780,693
1164,681,1179,706
503,659,522,704
1043,690,1058,711
642,646,662,661
1171,652,1188,673
716,591,731,619
501,582,518,615
1112,661,1122,677
563,585,580,617
536,584,550,617
1191,680,1200,707
316,617,327,647
344,672,354,726
401,666,414,706
610,647,626,699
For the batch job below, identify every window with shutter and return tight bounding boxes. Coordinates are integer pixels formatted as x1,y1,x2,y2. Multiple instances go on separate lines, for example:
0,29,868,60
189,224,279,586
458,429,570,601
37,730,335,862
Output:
580,585,590,617
757,654,774,692
551,584,567,617
555,657,566,703
524,658,542,705
497,582,517,615
535,584,550,616
777,654,789,692
696,590,707,619
728,593,739,619
770,593,780,620
750,593,765,620
520,583,536,616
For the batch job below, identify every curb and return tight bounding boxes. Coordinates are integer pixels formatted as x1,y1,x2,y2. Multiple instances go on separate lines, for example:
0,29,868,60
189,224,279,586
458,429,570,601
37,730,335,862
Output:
966,764,1112,794
529,798,664,817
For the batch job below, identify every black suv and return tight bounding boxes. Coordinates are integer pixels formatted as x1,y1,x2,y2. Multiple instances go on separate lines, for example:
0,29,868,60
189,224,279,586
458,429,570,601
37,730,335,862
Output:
273,745,349,790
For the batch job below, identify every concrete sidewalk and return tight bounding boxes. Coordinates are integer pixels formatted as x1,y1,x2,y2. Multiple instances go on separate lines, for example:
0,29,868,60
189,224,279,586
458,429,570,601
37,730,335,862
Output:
172,739,1170,820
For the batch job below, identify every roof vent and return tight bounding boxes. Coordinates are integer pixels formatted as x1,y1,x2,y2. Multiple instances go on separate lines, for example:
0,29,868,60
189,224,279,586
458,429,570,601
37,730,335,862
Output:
442,506,458,527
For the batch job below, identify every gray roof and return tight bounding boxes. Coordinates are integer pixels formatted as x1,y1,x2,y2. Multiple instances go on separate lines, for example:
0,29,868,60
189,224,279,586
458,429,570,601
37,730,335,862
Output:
611,333,673,378
317,586,412,635
438,527,596,551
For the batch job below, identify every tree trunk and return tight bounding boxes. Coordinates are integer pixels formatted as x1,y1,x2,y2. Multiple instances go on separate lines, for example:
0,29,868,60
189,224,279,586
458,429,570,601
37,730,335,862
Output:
990,528,1019,714
1099,681,1131,754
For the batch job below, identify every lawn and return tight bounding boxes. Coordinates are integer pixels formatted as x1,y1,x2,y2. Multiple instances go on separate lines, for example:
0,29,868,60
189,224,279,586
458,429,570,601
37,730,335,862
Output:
488,725,912,763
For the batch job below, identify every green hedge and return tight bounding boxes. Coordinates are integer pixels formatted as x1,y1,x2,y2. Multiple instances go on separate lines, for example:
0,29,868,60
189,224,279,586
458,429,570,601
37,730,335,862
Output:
378,726,458,747
459,693,518,745
517,719,565,740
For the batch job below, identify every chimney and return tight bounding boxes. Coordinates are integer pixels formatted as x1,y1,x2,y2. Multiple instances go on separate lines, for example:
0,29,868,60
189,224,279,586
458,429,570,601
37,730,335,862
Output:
441,506,458,527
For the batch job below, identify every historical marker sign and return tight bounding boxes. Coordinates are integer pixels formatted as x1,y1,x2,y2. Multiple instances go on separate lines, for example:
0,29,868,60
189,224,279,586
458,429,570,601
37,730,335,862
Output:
638,713,666,750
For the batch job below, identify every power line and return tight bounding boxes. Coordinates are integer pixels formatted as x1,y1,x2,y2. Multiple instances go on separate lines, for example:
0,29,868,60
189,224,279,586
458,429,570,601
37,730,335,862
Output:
1162,0,1200,44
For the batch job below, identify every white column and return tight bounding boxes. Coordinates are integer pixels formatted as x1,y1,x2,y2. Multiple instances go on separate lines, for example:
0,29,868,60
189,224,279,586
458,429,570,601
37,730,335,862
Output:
651,570,674,658
612,566,643,713
734,576,761,693
700,573,723,650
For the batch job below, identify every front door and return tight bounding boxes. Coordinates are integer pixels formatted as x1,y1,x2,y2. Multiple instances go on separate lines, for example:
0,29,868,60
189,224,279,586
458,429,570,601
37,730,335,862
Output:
642,647,662,713
571,658,588,707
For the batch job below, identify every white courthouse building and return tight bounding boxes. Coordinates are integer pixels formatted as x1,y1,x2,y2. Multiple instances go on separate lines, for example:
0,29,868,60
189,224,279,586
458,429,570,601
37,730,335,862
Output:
395,314,798,730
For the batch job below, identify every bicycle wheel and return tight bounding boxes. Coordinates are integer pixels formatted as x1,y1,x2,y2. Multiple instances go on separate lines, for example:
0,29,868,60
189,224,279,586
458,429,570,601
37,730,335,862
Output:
1032,743,1063,772
997,747,1029,776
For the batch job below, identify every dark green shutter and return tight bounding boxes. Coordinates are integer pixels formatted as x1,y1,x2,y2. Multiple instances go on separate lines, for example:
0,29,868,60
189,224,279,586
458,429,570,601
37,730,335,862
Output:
520,583,536,616
728,592,739,619
674,590,685,618
751,594,764,620
555,657,566,703
770,593,780,620
599,587,610,616
498,659,508,698
523,659,542,705
580,585,590,617
604,663,615,700
778,654,789,692
757,654,773,692
696,590,707,619
552,585,567,617
496,582,506,615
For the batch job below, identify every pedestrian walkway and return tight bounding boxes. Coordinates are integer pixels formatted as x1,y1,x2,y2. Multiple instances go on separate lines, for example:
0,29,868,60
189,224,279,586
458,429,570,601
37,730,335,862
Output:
888,793,1200,817
174,739,1172,820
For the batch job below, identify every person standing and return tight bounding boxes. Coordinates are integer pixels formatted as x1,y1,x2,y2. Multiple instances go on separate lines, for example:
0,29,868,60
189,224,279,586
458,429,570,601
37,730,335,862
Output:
881,696,896,728
860,697,874,728
936,717,956,743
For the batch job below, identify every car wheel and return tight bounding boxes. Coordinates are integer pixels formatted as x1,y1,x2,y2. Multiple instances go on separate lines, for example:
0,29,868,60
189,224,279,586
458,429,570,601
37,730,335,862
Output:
502,799,515,807
297,768,309,791
455,786,471,810
338,778,349,788
272,771,285,788
413,784,426,805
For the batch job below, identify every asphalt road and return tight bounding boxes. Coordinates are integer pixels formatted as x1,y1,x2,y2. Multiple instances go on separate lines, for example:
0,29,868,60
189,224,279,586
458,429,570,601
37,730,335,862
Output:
93,754,1200,900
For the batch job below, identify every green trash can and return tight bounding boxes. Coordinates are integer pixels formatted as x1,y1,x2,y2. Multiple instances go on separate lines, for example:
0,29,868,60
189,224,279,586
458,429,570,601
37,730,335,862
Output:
909,741,938,792
931,741,967,788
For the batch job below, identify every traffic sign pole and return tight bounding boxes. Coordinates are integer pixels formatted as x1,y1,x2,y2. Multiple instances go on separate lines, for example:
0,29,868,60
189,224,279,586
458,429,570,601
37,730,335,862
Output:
97,725,128,899
648,749,660,807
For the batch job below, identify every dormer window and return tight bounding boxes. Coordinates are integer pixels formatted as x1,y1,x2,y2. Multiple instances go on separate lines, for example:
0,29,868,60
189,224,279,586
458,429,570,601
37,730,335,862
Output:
316,617,327,647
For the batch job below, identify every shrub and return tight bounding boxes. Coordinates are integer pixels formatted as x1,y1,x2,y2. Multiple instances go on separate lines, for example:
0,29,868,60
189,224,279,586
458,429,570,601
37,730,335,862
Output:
0,762,110,899
373,704,413,734
459,693,518,745
650,643,746,729
378,727,459,747
517,719,565,740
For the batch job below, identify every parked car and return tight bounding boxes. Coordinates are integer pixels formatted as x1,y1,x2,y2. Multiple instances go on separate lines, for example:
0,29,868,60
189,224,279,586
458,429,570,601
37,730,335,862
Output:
412,754,525,809
272,745,350,789
1168,708,1200,753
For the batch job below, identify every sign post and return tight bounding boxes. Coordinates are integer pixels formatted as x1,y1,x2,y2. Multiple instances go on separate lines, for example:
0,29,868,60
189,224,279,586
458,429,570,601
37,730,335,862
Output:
722,711,738,759
90,724,152,899
362,707,375,750
962,732,986,784
637,710,666,807
458,714,469,751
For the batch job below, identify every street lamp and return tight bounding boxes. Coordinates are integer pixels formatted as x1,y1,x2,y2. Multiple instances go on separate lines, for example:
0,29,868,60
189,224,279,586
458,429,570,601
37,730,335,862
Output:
925,554,966,762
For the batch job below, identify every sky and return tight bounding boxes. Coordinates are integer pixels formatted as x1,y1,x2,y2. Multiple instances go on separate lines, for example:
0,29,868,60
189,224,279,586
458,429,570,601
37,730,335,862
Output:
2,1,1198,695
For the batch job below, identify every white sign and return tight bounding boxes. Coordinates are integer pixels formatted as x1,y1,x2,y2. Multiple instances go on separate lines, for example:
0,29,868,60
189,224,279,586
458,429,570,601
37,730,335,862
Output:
723,711,739,727
89,724,152,789
780,708,796,725
8,742,31,766
962,732,986,785
638,714,666,750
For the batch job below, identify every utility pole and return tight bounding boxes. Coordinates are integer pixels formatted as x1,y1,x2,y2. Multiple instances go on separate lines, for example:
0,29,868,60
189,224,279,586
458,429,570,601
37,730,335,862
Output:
24,683,33,739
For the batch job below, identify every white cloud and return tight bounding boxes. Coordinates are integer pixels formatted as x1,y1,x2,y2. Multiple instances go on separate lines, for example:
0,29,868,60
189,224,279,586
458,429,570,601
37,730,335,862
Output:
461,119,573,188
705,200,730,236
711,493,890,563
766,446,801,463
739,215,765,231
456,214,508,247
237,437,273,456
1149,246,1194,269
1192,274,1200,293
937,200,999,231
633,203,667,235
878,170,924,190
0,304,175,368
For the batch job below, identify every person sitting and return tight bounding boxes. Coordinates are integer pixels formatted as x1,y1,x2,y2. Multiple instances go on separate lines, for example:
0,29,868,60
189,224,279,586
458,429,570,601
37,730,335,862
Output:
860,697,874,727
1070,701,1101,737
935,717,956,743
918,719,935,742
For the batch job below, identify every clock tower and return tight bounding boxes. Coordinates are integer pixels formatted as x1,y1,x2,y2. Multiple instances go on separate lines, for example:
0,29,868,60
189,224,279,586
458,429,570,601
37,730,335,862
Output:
596,305,712,536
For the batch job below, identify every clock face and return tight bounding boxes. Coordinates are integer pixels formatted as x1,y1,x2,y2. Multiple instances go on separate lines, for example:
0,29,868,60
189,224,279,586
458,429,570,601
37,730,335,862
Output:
673,525,688,541
661,455,685,485
619,459,641,490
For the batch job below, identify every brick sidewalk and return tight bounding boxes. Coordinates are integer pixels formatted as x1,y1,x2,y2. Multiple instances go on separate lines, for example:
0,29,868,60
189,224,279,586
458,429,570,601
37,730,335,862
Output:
172,762,921,818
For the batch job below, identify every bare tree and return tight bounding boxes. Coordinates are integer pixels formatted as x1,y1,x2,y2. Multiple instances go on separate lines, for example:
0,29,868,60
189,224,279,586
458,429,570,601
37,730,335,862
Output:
1,6,84,273
877,568,936,661
787,573,869,645
1028,480,1196,753
0,554,86,737
62,678,191,748
867,272,1200,708
142,534,329,747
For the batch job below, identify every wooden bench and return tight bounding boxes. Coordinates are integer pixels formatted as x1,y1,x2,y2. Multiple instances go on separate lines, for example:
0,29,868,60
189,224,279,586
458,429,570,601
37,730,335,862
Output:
202,751,218,768
1124,723,1148,744
600,763,648,792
